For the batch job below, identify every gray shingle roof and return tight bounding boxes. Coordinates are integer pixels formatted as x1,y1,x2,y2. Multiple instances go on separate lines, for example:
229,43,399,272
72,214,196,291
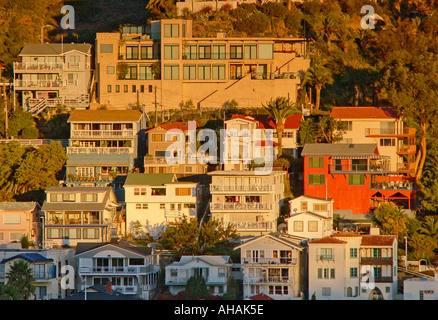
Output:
301,143,378,157
0,202,39,211
124,173,176,186
19,43,92,56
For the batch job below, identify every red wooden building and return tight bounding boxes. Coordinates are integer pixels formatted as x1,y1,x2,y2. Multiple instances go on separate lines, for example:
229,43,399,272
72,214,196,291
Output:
301,143,415,214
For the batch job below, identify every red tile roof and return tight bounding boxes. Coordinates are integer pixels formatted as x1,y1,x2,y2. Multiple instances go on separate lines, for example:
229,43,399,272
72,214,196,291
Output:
332,231,363,238
361,235,396,246
330,106,399,119
248,293,274,300
307,236,347,244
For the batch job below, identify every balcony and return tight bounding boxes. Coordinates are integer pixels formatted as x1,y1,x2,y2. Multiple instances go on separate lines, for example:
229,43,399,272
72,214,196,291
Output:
14,62,63,72
329,163,389,174
79,265,153,274
397,145,416,154
211,202,273,212
365,127,416,137
244,276,293,284
317,255,334,261
360,257,393,265
33,271,57,281
233,221,275,231
210,185,273,192
71,130,134,139
397,162,416,173
144,156,168,164
66,147,133,155
166,276,227,286
14,79,66,89
243,257,297,265
370,181,413,191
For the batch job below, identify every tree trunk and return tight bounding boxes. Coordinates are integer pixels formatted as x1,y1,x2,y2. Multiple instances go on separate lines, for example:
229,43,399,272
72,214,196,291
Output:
315,86,321,111
415,120,427,180
277,124,284,157
354,85,359,106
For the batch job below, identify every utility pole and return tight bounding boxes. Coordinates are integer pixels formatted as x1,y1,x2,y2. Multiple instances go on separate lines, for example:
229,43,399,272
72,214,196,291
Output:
153,85,158,127
3,85,8,139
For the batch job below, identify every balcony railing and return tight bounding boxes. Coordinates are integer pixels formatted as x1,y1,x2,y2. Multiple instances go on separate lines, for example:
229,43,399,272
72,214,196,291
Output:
166,276,227,285
210,185,273,192
360,257,393,265
329,164,389,173
66,147,133,155
79,266,152,274
144,156,168,164
233,221,275,231
14,62,63,71
397,145,416,154
71,130,134,138
365,127,416,136
46,218,103,225
112,286,137,294
243,257,297,265
244,276,293,284
317,255,334,261
33,271,57,281
14,79,66,88
211,202,273,211
370,182,413,191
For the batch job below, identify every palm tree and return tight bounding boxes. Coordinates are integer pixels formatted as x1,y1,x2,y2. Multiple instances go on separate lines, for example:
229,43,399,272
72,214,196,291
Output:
419,216,438,239
6,260,35,300
262,97,299,157
302,59,334,111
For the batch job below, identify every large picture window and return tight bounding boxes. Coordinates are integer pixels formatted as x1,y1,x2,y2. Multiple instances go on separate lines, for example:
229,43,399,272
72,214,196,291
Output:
308,174,325,185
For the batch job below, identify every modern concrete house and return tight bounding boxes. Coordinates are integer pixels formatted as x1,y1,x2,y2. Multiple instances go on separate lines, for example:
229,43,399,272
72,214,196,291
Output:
208,170,287,236
94,19,310,111
0,202,41,246
13,43,93,114
65,109,147,185
41,187,121,248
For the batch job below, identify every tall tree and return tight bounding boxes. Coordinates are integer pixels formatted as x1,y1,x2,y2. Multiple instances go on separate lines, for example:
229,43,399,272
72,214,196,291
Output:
6,260,35,300
418,216,438,240
373,204,409,242
262,97,299,157
302,59,334,111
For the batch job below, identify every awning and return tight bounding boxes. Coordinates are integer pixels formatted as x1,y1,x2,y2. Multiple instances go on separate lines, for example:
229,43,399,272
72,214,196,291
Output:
331,155,390,160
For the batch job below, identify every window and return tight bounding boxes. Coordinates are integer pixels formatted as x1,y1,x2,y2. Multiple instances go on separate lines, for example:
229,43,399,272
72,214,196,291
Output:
212,64,225,80
134,188,140,195
308,157,324,168
136,203,141,209
164,64,179,80
164,24,179,38
244,44,257,59
218,268,226,277
198,64,211,80
373,248,382,257
212,44,226,59
308,221,318,232
160,204,165,209
143,204,148,209
164,44,179,60
129,258,144,265
350,248,358,258
47,228,63,239
83,228,99,239
199,44,211,59
380,138,395,146
373,266,382,277
258,43,273,59
132,85,136,92
116,85,120,92
350,267,358,278
10,232,23,241
176,188,191,196
141,45,153,59
184,44,197,60
230,44,243,59
107,66,115,74
343,121,353,131
348,174,365,185
151,188,166,196
127,65,138,80
124,85,128,92
81,193,98,202
139,65,153,80
308,174,325,185
385,286,391,293
183,64,196,80
62,193,76,202
321,287,331,297
293,221,303,232
65,228,81,239
107,85,112,93
314,203,327,211
152,133,164,142
126,46,139,59
301,202,307,211
319,248,333,260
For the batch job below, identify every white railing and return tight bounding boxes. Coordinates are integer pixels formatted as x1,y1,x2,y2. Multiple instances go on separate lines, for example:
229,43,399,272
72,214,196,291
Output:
71,130,134,138
112,286,137,294
14,62,63,71
243,257,297,265
210,184,272,192
66,147,133,155
244,276,293,284
233,221,275,231
211,202,272,211
15,79,66,88
79,266,150,274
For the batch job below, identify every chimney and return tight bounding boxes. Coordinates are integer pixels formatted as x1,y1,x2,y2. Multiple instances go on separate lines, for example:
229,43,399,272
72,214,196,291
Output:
106,281,112,294
369,227,380,235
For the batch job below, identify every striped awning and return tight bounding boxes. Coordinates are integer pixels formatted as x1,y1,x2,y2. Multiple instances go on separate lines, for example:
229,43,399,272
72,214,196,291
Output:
331,155,390,160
